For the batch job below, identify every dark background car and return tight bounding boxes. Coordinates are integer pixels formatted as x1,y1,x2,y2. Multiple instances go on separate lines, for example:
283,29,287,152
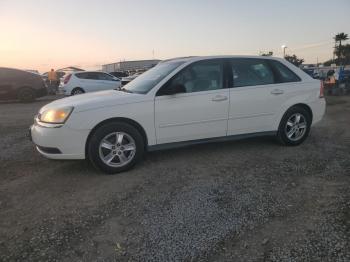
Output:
0,67,47,102
109,71,129,78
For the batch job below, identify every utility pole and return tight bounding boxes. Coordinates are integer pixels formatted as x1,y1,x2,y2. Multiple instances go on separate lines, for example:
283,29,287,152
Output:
282,45,287,58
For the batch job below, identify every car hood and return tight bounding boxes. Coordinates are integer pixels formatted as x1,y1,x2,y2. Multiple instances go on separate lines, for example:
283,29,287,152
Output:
39,90,145,113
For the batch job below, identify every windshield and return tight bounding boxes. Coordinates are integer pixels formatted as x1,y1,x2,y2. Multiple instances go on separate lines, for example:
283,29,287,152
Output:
123,61,185,94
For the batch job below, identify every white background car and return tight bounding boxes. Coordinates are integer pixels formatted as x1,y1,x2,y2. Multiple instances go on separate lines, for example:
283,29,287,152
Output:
30,56,326,174
121,72,143,86
61,71,121,95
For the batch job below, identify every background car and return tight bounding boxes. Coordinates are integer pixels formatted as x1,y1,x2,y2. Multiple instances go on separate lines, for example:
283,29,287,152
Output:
121,72,143,86
0,67,47,102
109,71,129,78
61,71,122,95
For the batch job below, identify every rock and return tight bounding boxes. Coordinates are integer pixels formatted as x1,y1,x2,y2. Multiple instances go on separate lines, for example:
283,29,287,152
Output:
262,238,269,245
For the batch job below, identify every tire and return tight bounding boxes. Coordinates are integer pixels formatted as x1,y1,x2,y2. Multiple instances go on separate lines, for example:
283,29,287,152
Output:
18,87,35,103
71,88,84,95
87,122,144,174
277,106,311,146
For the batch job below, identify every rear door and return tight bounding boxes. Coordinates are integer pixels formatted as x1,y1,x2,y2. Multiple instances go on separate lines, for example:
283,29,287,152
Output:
227,58,301,135
75,72,94,92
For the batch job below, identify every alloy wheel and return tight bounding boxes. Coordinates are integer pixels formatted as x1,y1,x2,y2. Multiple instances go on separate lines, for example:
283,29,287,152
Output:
284,113,307,142
98,132,136,167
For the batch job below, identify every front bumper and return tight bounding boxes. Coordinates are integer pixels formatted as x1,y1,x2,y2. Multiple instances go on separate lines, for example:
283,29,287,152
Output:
30,123,90,160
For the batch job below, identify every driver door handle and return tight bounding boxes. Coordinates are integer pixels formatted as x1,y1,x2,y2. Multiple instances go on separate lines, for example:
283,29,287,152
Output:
271,89,284,95
212,95,228,102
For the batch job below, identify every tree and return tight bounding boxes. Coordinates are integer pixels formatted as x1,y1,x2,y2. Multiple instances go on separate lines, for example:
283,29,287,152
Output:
284,54,304,67
260,51,273,56
334,32,349,64
334,44,350,65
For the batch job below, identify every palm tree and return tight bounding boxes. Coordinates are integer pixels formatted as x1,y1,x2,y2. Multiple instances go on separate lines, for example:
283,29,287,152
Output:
334,32,349,47
334,33,349,63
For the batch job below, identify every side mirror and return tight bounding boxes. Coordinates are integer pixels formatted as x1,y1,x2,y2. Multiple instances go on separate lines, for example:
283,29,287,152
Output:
159,84,186,96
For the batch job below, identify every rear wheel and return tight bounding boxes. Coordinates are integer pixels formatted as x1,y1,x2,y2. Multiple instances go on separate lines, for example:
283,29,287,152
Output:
277,106,311,146
71,88,84,95
87,122,144,174
18,87,35,103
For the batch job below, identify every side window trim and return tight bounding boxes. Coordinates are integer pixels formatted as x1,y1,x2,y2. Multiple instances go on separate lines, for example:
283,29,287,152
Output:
156,59,225,96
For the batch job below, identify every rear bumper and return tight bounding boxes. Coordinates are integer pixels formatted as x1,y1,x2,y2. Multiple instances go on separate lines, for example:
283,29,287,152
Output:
30,124,90,160
310,98,326,125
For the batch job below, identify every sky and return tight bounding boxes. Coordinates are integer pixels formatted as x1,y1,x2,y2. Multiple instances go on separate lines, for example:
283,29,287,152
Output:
0,0,349,72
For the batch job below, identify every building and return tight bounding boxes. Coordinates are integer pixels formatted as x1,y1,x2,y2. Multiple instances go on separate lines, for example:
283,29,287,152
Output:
102,59,161,73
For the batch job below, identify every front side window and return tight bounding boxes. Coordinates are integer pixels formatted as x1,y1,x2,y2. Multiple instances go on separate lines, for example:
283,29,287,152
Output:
230,59,274,87
123,61,185,94
158,59,223,95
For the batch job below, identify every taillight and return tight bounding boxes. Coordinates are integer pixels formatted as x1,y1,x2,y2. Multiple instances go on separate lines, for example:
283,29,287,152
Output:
319,81,324,98
63,74,72,84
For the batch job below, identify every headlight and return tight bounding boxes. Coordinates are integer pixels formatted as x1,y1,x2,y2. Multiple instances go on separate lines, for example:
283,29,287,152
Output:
39,107,74,124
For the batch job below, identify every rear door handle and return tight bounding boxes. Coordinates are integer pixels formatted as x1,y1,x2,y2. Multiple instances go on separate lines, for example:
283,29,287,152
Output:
212,95,228,102
271,89,284,95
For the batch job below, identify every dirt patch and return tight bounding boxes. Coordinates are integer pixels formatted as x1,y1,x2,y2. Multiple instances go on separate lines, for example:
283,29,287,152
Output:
0,96,349,261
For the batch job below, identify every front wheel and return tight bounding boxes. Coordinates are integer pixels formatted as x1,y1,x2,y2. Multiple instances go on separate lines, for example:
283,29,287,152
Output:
277,106,311,146
87,122,144,174
71,88,84,95
18,88,35,103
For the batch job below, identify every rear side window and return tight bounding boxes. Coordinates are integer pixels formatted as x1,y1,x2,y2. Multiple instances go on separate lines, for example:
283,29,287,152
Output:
75,72,89,79
268,60,301,83
230,59,274,87
97,73,114,81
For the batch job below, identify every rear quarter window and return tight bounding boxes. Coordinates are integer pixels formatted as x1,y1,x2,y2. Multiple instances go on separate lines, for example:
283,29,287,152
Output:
268,60,301,83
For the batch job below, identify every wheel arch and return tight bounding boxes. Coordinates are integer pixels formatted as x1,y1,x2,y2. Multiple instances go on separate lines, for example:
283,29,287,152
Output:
278,103,313,130
288,103,313,122
17,86,36,101
71,87,85,95
85,117,148,157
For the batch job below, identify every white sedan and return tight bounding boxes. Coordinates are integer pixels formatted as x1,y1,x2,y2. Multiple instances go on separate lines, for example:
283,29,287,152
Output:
30,56,325,174
60,71,121,95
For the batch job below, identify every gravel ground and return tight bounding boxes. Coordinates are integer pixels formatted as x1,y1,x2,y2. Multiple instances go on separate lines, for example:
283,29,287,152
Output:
0,95,349,261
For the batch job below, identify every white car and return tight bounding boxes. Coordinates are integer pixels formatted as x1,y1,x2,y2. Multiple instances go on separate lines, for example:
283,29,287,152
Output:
61,71,122,95
121,72,143,85
30,56,326,174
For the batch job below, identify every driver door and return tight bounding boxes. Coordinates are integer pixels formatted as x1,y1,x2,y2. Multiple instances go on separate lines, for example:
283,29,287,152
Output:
154,59,229,144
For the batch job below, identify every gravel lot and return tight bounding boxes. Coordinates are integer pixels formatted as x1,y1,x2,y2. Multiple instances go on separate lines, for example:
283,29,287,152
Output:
0,95,349,261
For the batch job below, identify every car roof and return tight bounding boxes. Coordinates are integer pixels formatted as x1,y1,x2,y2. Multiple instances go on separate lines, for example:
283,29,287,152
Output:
161,55,286,64
0,67,40,76
73,71,110,74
